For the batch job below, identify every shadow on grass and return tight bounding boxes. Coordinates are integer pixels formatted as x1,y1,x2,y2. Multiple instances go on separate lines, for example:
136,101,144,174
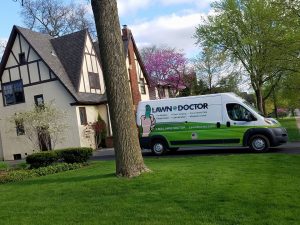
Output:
18,172,116,186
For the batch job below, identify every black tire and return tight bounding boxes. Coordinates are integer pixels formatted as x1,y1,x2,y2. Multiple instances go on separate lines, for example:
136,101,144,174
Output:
249,135,270,153
151,140,166,156
168,148,179,152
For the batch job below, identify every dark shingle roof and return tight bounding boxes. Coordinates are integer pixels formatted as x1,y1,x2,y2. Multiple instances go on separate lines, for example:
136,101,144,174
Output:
51,30,86,91
14,26,107,105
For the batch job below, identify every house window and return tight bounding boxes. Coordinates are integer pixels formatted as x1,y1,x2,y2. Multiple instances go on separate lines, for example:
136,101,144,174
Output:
139,78,146,94
34,94,44,107
19,52,26,65
79,107,87,125
2,80,25,106
158,86,165,98
15,119,25,136
88,72,100,89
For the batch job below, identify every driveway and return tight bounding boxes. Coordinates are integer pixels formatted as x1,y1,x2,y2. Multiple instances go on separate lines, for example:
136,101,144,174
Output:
91,142,300,161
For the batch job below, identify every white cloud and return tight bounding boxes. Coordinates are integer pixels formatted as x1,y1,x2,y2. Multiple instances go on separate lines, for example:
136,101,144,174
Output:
129,12,207,58
117,0,151,16
116,0,213,16
160,0,214,8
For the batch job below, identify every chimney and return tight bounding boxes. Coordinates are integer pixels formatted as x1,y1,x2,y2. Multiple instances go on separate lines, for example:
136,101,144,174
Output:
122,24,130,40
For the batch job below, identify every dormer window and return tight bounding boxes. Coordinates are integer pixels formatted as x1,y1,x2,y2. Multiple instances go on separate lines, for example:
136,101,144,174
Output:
19,52,26,65
139,78,146,94
88,72,100,89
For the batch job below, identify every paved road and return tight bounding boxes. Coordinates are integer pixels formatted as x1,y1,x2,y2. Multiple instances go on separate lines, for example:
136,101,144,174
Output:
91,142,300,161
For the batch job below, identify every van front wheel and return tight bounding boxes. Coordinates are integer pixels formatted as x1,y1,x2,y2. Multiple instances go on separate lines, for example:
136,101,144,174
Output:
151,140,166,156
249,135,270,152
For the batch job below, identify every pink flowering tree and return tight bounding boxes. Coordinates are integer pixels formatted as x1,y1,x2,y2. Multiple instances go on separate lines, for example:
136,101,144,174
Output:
141,46,187,98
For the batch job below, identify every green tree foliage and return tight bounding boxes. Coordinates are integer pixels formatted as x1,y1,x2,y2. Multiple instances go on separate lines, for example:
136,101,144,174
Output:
195,0,300,114
193,46,226,93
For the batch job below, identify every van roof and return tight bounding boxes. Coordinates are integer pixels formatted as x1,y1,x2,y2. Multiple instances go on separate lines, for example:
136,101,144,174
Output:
140,92,239,104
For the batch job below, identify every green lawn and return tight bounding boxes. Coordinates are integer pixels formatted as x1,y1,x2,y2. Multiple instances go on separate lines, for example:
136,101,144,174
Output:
279,117,300,141
0,154,300,225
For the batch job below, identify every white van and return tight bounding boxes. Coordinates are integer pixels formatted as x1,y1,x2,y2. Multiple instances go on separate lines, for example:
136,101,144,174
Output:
136,93,288,155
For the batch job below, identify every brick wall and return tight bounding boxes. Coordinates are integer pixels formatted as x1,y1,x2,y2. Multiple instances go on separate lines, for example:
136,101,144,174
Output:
122,26,141,110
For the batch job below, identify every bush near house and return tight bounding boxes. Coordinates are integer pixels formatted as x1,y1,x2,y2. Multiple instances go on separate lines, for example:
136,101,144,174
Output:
26,151,59,169
26,147,93,168
57,147,93,163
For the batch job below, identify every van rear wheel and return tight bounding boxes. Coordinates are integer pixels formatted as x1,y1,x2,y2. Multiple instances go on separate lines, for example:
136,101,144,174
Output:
151,140,166,156
249,135,270,153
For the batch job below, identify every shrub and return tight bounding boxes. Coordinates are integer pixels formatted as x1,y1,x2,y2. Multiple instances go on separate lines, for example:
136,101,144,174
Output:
0,170,36,184
0,162,10,171
26,151,59,169
0,163,85,184
57,147,93,163
33,163,84,176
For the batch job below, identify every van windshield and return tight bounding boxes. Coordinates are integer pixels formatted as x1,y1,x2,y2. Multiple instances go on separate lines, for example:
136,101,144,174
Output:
243,101,264,117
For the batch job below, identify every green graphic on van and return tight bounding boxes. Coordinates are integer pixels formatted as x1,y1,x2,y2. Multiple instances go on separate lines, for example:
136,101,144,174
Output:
140,104,156,137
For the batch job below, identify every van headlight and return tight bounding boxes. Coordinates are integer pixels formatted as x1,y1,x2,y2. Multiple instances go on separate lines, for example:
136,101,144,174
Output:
264,118,278,125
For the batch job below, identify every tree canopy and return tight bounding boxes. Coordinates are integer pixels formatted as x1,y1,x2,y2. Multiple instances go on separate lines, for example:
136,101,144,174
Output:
18,0,96,37
195,0,300,114
141,45,188,97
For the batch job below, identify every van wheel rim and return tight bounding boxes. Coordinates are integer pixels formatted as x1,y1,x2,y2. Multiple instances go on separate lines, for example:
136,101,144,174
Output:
153,143,164,153
253,138,265,151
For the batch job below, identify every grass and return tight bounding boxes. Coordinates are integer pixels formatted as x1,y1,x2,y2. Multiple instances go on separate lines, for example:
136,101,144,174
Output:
0,154,300,225
278,117,300,141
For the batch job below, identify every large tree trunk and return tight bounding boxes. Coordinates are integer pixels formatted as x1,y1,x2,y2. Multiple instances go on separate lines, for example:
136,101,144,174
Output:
91,0,149,177
255,87,264,115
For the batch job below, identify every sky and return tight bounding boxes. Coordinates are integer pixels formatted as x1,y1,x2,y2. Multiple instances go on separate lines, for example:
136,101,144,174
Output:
0,0,214,58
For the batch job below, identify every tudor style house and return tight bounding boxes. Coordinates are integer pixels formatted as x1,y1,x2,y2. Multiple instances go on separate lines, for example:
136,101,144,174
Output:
0,25,150,160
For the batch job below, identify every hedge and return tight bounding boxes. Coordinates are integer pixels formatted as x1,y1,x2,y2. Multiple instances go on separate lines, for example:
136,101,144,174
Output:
57,147,93,163
26,151,59,169
26,147,93,168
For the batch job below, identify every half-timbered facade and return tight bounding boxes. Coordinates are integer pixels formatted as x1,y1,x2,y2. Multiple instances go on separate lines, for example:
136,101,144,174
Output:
0,25,150,160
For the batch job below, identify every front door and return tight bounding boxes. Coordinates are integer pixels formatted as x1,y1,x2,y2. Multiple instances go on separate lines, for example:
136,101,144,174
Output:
38,127,51,151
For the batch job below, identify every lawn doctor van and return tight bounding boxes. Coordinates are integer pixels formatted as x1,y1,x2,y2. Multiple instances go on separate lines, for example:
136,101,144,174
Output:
136,93,288,155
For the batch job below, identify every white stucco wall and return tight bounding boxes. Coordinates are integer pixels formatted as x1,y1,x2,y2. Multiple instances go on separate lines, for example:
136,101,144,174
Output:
75,104,109,149
0,33,82,160
0,80,80,160
134,52,150,101
79,35,105,94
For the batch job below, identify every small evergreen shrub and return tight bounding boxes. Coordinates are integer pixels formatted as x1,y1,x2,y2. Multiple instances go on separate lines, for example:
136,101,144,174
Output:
0,163,85,184
57,147,93,163
26,151,59,169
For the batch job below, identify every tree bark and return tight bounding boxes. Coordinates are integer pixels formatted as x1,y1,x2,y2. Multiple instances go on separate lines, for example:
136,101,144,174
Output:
255,88,264,114
91,0,149,177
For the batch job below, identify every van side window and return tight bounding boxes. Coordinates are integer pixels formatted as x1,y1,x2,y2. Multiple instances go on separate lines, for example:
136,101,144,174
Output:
226,103,254,121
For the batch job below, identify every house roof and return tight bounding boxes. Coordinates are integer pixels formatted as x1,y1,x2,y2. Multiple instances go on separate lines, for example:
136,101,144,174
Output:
0,26,107,105
51,29,87,92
